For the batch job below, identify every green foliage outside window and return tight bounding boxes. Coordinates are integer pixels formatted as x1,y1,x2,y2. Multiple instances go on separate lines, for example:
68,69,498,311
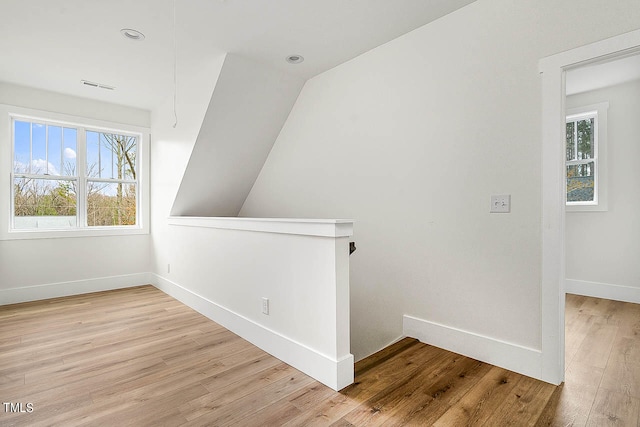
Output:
566,116,595,203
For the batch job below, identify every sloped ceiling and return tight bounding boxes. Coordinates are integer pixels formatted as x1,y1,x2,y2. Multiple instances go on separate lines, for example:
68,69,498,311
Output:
170,54,305,216
0,0,477,110
1,0,479,217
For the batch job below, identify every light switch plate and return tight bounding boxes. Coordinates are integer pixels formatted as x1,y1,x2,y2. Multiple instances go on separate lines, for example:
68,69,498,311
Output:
490,195,511,213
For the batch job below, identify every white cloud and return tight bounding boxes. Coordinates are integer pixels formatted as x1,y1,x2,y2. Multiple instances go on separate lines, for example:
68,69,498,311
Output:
13,160,28,173
64,147,77,159
31,159,59,175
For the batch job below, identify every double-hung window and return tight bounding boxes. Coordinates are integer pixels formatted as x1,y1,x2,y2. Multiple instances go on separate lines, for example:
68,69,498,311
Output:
13,120,79,229
565,102,608,211
9,112,147,235
566,112,597,204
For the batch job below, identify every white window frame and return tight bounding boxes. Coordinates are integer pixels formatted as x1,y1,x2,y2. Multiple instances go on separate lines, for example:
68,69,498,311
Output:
1,105,150,240
565,102,608,212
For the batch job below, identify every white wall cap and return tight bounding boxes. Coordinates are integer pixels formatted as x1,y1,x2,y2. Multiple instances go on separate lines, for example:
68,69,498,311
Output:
168,216,354,237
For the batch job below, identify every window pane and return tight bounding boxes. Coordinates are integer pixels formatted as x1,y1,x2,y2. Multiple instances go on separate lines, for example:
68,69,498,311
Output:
576,118,594,160
13,177,77,229
31,123,47,174
87,130,100,177
86,131,137,180
87,181,137,226
63,127,77,176
566,121,575,161
102,132,137,180
14,120,30,173
101,133,116,179
567,162,595,202
47,125,62,176
122,135,137,180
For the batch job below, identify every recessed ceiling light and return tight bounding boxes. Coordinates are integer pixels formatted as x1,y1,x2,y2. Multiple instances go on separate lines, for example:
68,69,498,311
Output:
286,54,304,64
120,28,145,41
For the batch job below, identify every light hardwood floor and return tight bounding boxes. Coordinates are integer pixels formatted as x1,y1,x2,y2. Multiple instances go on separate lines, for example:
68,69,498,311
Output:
1,286,638,426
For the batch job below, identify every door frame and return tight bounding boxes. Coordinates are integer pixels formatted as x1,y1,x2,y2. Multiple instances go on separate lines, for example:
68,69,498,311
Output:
539,28,640,384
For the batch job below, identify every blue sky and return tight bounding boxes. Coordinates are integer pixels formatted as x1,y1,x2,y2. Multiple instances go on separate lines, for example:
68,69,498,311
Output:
14,120,137,198
14,120,136,179
87,130,119,179
14,120,76,176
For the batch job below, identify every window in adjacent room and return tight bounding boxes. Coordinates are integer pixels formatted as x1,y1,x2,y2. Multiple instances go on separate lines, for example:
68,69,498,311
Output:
565,102,608,211
10,115,146,234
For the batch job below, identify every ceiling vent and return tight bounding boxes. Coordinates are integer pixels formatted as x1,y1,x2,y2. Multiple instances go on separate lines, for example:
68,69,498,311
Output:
81,80,115,90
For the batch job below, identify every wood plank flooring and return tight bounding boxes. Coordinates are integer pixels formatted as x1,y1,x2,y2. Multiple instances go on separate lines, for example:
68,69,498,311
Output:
1,286,639,426
538,294,640,426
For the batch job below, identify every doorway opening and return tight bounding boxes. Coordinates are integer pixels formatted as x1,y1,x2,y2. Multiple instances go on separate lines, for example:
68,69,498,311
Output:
560,49,640,423
539,29,640,385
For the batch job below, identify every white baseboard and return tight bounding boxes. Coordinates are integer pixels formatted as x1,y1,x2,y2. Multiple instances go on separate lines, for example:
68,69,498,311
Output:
0,272,152,305
403,314,542,380
566,279,640,304
151,273,353,391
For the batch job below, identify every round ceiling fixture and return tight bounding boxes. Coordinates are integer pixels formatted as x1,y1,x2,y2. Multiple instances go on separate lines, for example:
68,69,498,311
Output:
286,54,304,64
120,28,145,41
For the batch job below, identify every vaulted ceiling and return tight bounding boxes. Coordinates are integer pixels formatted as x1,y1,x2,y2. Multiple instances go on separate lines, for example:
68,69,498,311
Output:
5,1,638,217
0,0,476,111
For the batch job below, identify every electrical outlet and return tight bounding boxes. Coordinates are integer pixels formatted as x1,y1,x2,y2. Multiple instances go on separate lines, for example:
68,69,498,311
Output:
490,195,511,213
262,298,269,315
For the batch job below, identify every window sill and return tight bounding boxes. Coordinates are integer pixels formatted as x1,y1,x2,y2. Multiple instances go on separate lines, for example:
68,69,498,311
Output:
566,204,608,212
2,226,149,240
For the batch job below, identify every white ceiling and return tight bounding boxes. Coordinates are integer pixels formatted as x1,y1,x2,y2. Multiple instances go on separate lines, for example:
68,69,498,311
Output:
0,0,476,111
566,52,640,95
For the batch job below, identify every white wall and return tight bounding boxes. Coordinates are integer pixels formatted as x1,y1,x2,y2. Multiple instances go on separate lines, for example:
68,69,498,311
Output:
171,54,305,217
0,83,151,302
154,217,354,390
148,47,358,389
161,221,349,354
0,83,150,127
149,53,225,276
240,0,640,367
566,79,640,301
